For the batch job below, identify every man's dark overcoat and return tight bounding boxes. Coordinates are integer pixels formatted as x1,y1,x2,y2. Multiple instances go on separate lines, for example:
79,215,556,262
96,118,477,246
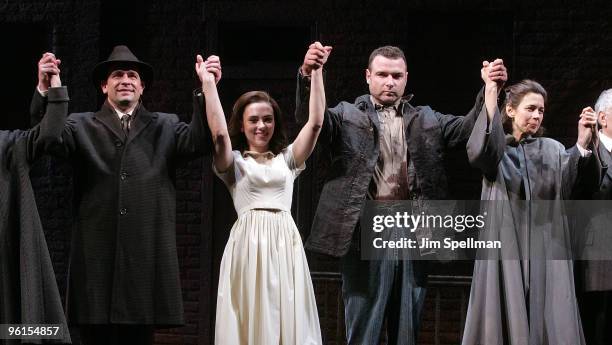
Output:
31,91,208,326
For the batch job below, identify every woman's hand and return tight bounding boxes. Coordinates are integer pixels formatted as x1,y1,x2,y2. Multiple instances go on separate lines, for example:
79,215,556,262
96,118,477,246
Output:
195,54,222,85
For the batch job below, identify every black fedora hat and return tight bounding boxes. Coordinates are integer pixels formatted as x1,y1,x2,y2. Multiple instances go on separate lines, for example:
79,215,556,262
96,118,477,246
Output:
92,45,154,88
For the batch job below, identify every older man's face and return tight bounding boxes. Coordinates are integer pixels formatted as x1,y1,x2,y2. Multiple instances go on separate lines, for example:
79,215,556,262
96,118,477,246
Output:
600,108,612,138
101,69,144,111
365,55,408,106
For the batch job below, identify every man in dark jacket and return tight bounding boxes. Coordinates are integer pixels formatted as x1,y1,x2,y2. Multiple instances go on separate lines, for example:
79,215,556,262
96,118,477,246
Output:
30,46,220,345
1,53,70,344
296,43,507,344
576,90,612,345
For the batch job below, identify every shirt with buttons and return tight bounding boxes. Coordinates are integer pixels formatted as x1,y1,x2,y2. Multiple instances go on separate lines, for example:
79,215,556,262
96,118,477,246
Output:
367,97,409,200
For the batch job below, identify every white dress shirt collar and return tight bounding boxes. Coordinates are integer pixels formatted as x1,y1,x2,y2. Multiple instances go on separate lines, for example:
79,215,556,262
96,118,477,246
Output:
599,130,612,153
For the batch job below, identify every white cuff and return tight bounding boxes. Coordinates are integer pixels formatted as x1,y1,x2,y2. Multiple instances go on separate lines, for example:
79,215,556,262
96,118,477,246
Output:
576,143,592,157
37,86,48,97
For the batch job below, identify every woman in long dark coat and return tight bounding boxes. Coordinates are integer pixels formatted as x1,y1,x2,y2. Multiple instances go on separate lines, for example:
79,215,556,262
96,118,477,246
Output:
462,79,597,345
0,53,70,344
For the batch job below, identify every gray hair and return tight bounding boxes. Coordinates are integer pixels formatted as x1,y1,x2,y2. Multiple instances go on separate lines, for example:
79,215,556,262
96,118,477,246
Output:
595,88,612,114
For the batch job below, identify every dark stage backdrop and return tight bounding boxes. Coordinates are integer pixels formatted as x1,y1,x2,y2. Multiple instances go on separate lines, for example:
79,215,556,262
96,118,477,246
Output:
1,1,612,344
0,23,49,130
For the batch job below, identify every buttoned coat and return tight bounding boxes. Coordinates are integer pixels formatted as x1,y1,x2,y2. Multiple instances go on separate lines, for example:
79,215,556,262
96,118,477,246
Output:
31,91,208,326
1,87,71,344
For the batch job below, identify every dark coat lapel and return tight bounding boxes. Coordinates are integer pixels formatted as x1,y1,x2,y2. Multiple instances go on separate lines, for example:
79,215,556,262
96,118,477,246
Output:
598,144,612,181
92,102,156,144
402,106,418,135
127,105,155,144
366,106,380,136
400,95,418,132
355,95,380,133
93,101,126,141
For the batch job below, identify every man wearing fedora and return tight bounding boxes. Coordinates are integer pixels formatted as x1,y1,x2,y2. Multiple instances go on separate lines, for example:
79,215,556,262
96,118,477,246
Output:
31,45,221,345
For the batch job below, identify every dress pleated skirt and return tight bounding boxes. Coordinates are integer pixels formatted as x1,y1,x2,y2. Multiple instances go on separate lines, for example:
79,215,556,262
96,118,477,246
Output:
215,209,322,345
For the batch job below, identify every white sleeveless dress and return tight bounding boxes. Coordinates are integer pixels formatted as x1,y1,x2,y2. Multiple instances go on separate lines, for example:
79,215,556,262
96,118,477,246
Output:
213,144,322,345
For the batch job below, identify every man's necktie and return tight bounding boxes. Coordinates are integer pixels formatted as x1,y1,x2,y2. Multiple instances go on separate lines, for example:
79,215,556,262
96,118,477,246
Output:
375,104,397,112
120,114,131,134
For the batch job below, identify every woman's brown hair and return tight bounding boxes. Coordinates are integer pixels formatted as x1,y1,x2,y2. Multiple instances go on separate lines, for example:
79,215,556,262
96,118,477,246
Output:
228,91,288,155
502,79,548,136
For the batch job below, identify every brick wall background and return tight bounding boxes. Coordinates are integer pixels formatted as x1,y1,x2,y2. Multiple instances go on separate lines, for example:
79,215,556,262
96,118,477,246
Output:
2,1,612,344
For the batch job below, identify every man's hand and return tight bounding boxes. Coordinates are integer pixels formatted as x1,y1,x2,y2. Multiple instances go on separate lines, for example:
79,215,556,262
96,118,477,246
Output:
301,41,332,76
481,58,507,94
195,54,222,85
577,106,598,149
50,72,62,87
37,52,61,92
205,55,222,84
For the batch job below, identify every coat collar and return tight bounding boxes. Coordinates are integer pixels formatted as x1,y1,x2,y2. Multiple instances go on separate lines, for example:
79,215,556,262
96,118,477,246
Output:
93,101,125,140
354,93,417,132
128,103,155,143
93,100,155,142
505,134,537,147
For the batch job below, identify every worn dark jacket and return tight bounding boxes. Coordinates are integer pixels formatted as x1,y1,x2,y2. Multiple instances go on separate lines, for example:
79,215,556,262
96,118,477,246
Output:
30,91,209,326
295,74,485,257
1,87,71,344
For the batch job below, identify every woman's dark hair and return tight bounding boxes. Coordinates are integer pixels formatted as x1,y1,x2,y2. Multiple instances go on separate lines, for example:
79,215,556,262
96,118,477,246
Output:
502,79,548,136
228,91,288,155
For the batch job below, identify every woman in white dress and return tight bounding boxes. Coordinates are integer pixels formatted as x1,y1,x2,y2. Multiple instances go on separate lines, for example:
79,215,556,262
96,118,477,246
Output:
195,44,331,345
